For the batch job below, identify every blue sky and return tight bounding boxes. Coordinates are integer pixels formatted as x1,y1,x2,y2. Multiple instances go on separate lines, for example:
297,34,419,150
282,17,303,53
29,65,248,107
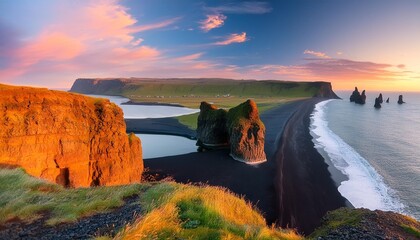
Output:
1,0,419,90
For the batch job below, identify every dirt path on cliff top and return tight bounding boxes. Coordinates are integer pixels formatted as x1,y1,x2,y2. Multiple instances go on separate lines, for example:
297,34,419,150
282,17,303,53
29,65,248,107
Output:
144,97,347,235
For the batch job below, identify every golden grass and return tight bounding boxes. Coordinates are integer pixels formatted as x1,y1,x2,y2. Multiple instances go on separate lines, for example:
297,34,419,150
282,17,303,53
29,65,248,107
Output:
0,168,146,225
115,182,302,240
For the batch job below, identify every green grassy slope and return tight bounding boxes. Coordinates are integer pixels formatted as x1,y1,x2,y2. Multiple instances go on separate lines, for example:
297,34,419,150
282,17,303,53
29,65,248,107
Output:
0,168,301,239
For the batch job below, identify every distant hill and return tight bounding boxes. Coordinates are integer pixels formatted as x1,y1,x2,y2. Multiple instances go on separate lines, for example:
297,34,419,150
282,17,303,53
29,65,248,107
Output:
69,78,339,99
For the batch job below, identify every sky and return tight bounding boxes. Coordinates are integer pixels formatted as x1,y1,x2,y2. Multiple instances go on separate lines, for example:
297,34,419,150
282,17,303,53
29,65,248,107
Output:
1,0,420,91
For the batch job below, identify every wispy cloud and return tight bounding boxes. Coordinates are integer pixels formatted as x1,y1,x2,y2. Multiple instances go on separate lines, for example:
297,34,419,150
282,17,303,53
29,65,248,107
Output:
303,49,330,58
130,17,181,32
200,14,226,32
205,2,272,14
175,52,204,61
214,32,247,45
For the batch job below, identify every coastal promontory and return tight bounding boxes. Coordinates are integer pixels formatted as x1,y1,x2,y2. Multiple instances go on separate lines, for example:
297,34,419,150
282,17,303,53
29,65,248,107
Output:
0,84,143,187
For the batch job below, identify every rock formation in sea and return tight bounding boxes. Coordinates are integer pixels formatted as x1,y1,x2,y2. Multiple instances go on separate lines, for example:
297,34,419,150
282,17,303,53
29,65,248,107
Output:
357,90,367,104
378,93,383,103
196,100,266,163
386,97,390,103
227,100,267,164
374,96,382,109
349,87,360,102
398,95,405,104
196,102,229,148
0,84,143,187
349,87,367,104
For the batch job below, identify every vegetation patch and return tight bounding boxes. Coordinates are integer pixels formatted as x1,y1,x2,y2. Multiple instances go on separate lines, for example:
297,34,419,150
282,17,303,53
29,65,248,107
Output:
0,168,145,225
115,182,302,240
309,207,364,238
400,224,420,238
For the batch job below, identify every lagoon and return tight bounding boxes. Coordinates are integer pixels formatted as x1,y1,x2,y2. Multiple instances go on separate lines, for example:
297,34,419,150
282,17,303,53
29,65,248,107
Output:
86,94,199,119
136,134,197,159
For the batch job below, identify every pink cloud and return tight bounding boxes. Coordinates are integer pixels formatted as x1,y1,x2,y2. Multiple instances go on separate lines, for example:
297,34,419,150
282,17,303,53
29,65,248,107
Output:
200,14,227,32
214,32,247,45
131,17,181,32
175,53,204,61
303,49,330,58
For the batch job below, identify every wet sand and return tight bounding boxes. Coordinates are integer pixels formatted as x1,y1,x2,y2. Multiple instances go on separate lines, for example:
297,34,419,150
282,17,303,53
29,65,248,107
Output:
133,98,347,234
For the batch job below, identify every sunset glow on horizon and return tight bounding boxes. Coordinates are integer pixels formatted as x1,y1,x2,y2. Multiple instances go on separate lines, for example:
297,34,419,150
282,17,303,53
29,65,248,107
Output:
1,0,420,91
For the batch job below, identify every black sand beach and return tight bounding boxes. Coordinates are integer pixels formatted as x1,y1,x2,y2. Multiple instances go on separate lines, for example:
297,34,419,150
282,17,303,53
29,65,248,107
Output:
134,98,347,234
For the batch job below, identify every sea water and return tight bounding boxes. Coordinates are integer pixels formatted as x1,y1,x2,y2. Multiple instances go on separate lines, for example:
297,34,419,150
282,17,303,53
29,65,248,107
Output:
310,92,420,220
136,134,197,159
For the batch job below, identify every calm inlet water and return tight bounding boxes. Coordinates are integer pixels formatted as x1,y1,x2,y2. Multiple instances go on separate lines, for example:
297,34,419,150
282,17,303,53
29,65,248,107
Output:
310,92,420,220
86,94,199,119
82,94,198,158
137,134,197,159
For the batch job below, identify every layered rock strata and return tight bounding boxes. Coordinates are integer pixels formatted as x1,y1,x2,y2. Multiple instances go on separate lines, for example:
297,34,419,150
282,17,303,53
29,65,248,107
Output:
0,84,143,187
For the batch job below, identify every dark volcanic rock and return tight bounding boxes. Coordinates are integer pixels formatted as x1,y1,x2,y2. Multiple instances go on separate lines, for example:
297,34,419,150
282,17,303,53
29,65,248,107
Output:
357,90,367,104
350,87,366,104
350,87,360,102
196,100,267,163
196,102,229,148
378,93,383,104
311,208,420,240
398,95,405,104
386,97,390,103
226,100,266,164
374,96,382,109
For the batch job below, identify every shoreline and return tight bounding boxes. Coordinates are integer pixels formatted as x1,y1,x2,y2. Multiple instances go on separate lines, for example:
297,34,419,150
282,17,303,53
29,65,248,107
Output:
140,98,348,234
273,98,348,233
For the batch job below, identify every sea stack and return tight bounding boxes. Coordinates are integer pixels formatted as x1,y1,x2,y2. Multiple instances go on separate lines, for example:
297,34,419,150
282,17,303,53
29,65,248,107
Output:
196,102,229,148
374,96,382,109
227,100,267,164
398,95,405,104
196,100,267,164
0,84,143,187
349,87,366,104
350,87,360,102
378,93,383,103
386,97,390,103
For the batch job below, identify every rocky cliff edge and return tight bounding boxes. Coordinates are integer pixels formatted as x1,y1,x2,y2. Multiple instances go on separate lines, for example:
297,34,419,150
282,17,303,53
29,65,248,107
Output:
0,84,143,187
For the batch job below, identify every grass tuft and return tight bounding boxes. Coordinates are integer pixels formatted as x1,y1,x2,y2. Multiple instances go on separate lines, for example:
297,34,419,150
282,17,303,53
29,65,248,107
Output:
0,168,145,225
115,182,302,240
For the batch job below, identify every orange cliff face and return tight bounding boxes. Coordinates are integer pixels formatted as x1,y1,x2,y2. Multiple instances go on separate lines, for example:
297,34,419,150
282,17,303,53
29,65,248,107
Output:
0,84,143,187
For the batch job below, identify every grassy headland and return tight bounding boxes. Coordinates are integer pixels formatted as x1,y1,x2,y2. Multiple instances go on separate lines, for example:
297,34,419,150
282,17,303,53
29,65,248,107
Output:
0,168,301,239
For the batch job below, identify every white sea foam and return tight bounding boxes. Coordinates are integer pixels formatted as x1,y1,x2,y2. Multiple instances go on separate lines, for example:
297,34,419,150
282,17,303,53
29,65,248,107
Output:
86,94,199,119
310,100,405,212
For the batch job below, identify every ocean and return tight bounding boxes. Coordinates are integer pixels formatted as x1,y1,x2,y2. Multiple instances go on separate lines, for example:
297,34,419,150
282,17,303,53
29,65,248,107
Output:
310,91,420,220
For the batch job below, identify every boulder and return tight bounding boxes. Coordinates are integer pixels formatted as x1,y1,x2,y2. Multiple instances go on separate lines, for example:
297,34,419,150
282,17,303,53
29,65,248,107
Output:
0,84,143,187
398,95,405,104
226,100,267,164
196,102,229,148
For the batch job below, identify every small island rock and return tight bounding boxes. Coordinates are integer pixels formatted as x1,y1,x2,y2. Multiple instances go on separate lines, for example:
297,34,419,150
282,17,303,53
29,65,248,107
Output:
398,95,405,104
349,87,366,104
